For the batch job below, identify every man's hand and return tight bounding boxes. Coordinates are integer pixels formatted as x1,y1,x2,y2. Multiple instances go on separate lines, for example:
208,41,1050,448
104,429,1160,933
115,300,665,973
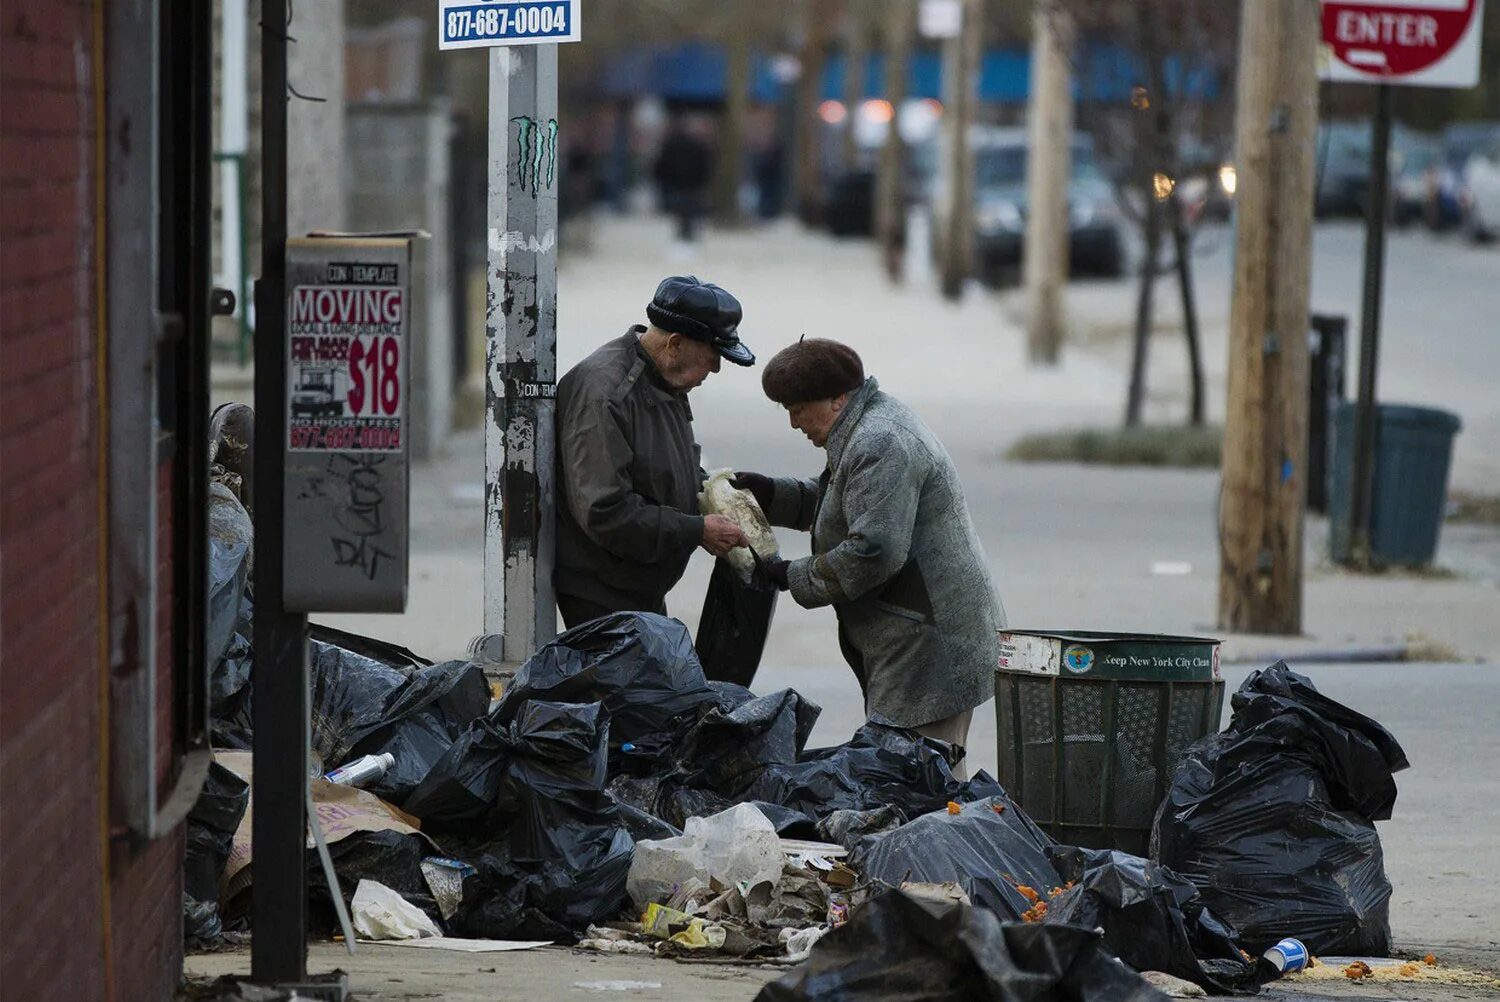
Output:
702,514,750,557
730,472,774,513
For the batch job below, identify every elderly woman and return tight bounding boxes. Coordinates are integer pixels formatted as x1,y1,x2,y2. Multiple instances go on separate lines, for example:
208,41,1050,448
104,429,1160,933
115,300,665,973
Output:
733,339,1004,766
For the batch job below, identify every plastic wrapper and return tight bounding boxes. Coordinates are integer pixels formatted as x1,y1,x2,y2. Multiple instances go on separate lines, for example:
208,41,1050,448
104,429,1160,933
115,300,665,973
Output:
755,889,1170,1002
627,803,786,910
308,828,441,934
207,482,254,713
695,557,778,687
493,612,719,772
697,468,779,584
1152,662,1408,956
1044,846,1264,993
351,878,443,940
183,760,250,944
851,797,1061,922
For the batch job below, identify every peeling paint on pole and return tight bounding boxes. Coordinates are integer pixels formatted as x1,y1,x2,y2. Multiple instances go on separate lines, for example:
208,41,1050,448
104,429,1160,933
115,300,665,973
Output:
483,43,558,665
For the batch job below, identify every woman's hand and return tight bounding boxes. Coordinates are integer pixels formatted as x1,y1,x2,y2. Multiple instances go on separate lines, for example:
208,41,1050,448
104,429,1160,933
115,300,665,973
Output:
730,471,774,512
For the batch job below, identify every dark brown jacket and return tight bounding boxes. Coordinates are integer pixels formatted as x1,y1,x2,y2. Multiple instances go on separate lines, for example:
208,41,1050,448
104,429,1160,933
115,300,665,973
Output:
555,328,704,610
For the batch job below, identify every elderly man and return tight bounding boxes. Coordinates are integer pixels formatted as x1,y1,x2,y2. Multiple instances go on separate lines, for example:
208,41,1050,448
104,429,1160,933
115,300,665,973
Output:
555,276,755,629
734,339,1004,769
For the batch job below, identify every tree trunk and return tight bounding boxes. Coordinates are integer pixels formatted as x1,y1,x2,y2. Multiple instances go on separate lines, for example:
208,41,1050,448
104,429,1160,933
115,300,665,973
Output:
842,0,869,172
1125,200,1161,427
714,34,750,225
795,1,831,226
938,0,981,300
1171,197,1205,426
1217,0,1319,635
1022,0,1075,366
875,0,913,282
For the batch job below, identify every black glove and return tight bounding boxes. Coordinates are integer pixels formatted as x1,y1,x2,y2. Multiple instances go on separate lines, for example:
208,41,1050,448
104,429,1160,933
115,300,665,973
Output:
730,471,775,513
752,554,791,592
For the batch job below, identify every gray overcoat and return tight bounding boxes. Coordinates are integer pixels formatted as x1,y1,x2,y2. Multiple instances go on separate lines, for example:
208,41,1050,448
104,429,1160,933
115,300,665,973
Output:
764,378,1004,727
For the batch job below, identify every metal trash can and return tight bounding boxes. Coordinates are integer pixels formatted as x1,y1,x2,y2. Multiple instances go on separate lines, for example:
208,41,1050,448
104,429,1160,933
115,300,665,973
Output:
995,631,1224,856
1330,402,1462,567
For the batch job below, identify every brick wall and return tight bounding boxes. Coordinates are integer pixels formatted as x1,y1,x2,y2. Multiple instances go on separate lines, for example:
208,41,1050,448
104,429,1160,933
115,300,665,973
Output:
1,3,184,999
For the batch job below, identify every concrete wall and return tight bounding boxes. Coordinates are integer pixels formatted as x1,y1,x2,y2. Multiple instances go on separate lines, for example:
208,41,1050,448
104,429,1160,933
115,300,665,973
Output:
0,2,184,999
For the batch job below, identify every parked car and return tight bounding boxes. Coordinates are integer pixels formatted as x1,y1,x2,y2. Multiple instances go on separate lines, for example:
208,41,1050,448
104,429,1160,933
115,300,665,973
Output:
1434,121,1500,234
1315,120,1437,219
1391,137,1442,227
1463,133,1500,242
964,127,1125,284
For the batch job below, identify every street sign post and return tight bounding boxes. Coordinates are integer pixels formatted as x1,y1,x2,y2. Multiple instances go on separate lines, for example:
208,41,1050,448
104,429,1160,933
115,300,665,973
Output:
1318,0,1484,567
438,1,580,666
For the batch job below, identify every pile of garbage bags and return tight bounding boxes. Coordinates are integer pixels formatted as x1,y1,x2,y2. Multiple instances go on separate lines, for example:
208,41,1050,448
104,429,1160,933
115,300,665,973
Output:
184,576,1410,1000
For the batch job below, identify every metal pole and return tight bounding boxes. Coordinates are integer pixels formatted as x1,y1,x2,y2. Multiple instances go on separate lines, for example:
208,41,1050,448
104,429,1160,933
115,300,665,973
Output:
252,0,309,983
484,44,559,667
1349,84,1392,565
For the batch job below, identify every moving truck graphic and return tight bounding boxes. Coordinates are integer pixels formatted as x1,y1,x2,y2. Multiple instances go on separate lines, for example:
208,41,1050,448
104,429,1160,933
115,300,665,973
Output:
290,365,347,418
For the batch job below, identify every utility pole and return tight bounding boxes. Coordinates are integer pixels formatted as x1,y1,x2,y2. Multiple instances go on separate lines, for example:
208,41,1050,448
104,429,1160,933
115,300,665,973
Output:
794,0,831,226
842,0,870,171
1021,0,1074,365
875,0,915,282
482,43,559,667
1218,0,1319,634
938,0,981,300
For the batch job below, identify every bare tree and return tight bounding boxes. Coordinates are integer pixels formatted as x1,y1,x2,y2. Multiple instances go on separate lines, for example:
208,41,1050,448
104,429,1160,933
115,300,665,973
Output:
1062,0,1239,427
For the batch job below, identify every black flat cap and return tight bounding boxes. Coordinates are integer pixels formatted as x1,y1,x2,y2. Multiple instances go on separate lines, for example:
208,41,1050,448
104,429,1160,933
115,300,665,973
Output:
646,275,754,366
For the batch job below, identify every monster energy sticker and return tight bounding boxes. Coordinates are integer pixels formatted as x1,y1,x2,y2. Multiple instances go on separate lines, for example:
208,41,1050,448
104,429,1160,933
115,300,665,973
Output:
511,116,558,194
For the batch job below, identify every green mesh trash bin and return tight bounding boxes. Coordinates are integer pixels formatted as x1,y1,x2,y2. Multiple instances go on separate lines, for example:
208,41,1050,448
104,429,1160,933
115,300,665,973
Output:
1330,402,1462,568
995,630,1224,856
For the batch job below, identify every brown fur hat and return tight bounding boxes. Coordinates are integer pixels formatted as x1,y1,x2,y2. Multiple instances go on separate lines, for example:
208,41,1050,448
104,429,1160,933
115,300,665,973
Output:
761,338,865,405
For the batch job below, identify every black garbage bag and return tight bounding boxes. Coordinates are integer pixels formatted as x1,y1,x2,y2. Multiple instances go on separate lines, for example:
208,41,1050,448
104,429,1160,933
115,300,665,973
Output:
748,801,821,838
309,623,432,670
306,636,489,805
674,688,821,796
307,829,442,934
493,612,718,772
745,718,1005,821
694,557,778,687
1153,662,1409,956
346,660,491,807
402,713,513,827
851,797,1062,921
443,702,636,939
756,890,1169,1002
1046,846,1262,993
183,761,250,944
207,483,254,712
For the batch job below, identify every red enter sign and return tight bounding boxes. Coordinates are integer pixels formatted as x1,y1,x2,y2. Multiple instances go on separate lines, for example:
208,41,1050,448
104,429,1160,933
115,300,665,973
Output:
1322,0,1480,77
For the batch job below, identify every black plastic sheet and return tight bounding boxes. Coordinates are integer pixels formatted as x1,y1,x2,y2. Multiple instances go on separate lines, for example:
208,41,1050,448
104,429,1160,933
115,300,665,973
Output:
756,890,1169,1002
1153,662,1409,955
493,613,719,772
183,761,250,944
816,806,908,851
852,797,1062,922
695,557,778,687
1046,847,1263,993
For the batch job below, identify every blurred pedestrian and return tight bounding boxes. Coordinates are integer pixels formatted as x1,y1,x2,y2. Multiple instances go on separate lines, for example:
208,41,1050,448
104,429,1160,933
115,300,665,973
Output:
733,339,1004,775
654,116,714,247
554,276,757,629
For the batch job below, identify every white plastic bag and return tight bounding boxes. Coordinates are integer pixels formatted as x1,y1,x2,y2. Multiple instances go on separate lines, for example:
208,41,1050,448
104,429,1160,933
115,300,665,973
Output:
351,878,442,940
698,469,779,584
626,803,785,910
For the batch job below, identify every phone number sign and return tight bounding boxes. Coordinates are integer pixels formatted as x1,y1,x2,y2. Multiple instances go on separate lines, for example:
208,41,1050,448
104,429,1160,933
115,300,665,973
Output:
438,0,580,49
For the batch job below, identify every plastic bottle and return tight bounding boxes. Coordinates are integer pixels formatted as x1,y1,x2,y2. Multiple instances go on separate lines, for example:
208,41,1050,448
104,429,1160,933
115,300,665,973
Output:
323,752,395,788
